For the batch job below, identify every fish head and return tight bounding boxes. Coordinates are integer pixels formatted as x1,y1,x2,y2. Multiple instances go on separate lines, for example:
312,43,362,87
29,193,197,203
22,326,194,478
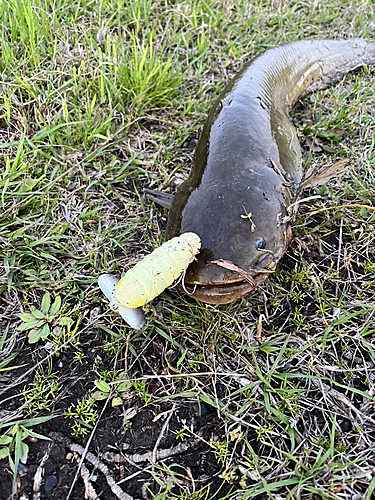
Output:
167,175,292,304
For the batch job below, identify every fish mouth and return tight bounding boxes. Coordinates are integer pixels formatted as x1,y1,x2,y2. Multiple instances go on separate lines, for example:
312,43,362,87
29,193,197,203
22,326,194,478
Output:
178,230,292,305
179,272,270,305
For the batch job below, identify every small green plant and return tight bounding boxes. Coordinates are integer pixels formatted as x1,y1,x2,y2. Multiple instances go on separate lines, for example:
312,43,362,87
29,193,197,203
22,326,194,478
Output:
211,440,230,465
361,279,375,290
64,397,99,436
362,261,375,273
0,417,53,494
17,292,73,343
188,353,205,371
175,428,188,440
103,337,125,355
132,380,152,405
336,442,346,453
275,386,302,415
271,299,280,309
284,348,297,358
316,301,330,315
93,378,132,407
289,289,303,303
23,366,61,414
291,307,310,330
255,424,275,442
220,467,238,483
93,374,152,407
229,426,243,442
74,351,85,362
286,265,311,288
242,455,261,480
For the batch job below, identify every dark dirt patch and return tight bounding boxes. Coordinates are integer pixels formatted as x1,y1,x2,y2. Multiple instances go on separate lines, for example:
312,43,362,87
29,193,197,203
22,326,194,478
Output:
0,324,241,499
0,404,235,500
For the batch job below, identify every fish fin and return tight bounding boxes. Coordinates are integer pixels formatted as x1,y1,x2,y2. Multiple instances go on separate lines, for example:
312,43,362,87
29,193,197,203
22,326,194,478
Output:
299,158,355,191
98,274,146,330
144,189,174,209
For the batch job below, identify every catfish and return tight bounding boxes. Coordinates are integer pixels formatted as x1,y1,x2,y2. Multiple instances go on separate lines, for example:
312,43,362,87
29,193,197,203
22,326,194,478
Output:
147,39,375,304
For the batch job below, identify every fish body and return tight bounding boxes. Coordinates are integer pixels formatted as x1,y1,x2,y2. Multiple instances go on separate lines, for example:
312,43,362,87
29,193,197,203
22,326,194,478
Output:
165,39,375,304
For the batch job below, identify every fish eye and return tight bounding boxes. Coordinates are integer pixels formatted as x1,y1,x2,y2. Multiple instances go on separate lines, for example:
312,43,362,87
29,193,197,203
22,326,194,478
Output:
255,238,266,250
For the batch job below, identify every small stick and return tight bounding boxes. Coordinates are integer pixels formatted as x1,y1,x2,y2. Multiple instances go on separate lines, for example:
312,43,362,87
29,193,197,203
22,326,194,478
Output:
33,449,51,500
336,394,375,426
335,218,343,298
152,405,176,462
287,194,322,213
80,462,100,500
208,259,257,286
314,379,375,426
102,438,201,464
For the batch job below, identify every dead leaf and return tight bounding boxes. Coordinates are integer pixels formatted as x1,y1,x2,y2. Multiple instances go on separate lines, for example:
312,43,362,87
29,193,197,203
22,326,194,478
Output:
256,321,263,342
208,260,257,286
300,158,355,190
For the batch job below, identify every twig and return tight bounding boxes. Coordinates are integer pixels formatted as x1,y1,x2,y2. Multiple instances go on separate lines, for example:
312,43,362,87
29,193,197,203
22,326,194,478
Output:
152,404,176,462
336,394,375,426
102,438,201,464
80,462,100,500
33,448,51,500
335,218,343,298
49,432,133,500
141,482,152,500
287,194,322,213
117,465,153,485
207,259,257,286
308,203,375,216
314,379,375,426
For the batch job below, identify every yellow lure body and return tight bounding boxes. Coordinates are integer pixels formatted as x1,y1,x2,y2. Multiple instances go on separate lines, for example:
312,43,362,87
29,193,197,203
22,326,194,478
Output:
115,232,201,308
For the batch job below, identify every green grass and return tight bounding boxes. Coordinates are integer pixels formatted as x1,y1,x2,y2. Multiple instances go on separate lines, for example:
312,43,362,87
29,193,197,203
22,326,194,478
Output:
1,0,375,498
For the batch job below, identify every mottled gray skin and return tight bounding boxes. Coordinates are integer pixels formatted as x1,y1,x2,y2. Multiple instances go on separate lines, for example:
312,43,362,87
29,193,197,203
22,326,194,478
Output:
166,39,375,304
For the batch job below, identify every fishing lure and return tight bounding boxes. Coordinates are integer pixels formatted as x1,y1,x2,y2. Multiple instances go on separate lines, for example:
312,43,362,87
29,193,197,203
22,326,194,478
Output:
115,232,201,308
98,274,146,330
